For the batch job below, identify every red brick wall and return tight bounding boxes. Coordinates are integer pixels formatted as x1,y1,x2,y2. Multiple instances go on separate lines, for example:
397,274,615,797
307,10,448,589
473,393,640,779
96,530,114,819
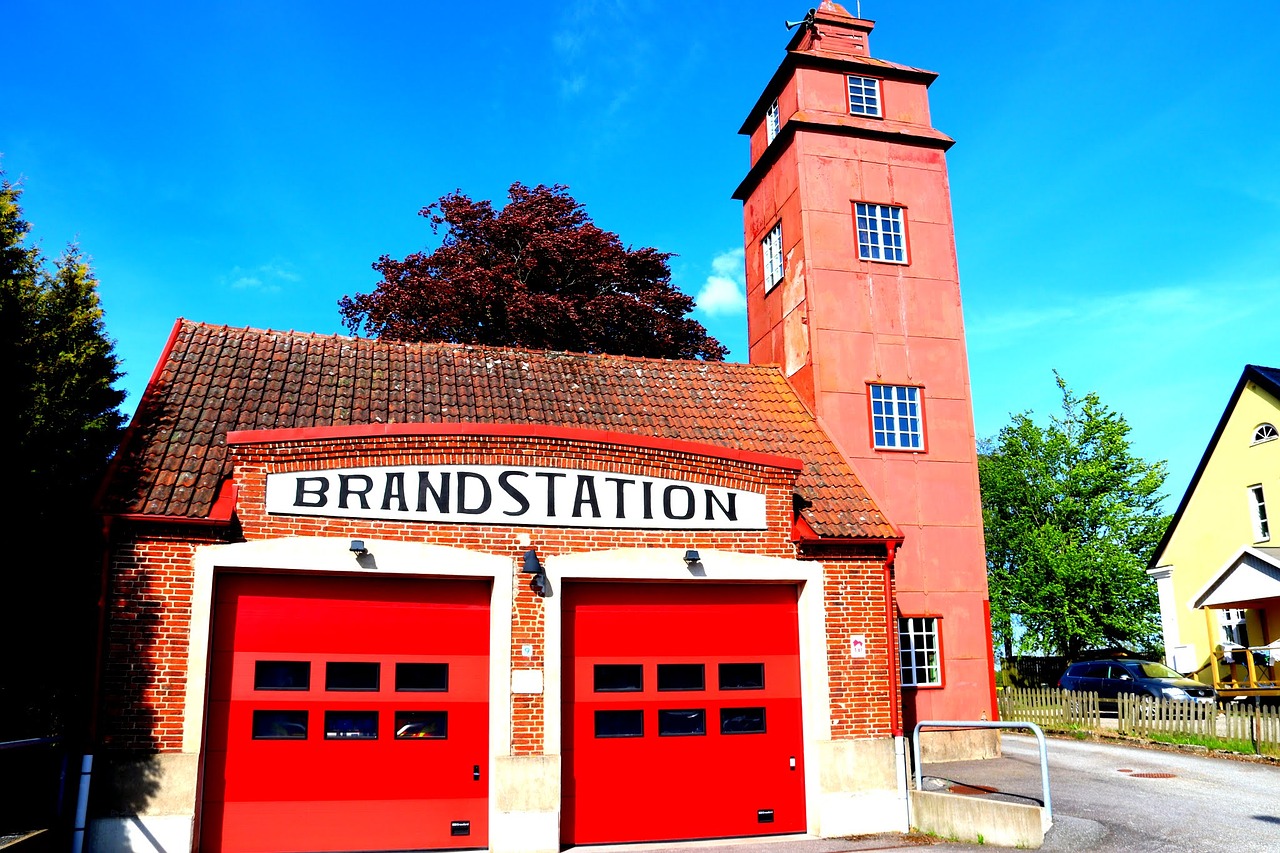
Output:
100,525,229,750
100,433,895,753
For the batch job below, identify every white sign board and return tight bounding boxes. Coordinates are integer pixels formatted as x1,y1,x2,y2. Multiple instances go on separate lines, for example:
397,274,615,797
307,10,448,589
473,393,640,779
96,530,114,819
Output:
265,464,767,530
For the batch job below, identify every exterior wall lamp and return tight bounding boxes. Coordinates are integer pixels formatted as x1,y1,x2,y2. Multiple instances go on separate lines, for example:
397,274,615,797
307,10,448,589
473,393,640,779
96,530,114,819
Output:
523,549,548,597
684,549,701,566
350,539,369,557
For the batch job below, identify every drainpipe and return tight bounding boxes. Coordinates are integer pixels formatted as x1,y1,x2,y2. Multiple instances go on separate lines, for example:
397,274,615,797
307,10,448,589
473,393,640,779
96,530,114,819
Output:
883,542,910,830
75,514,114,853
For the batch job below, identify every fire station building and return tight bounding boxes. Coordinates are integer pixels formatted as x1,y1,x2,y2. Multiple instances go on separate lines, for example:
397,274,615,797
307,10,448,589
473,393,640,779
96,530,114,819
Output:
90,4,996,851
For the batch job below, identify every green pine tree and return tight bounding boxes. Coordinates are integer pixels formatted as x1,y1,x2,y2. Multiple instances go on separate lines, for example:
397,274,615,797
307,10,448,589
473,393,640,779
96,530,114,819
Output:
0,170,126,737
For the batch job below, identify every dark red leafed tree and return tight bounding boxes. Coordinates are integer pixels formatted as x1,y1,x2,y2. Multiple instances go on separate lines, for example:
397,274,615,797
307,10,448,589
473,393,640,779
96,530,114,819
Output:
340,183,727,360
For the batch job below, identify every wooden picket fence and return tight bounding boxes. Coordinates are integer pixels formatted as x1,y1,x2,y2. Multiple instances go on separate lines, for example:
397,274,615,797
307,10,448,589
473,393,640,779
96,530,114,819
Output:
997,687,1280,755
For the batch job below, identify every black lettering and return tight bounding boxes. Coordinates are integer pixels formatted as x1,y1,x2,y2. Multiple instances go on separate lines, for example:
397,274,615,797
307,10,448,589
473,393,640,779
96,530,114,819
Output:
642,481,654,519
605,477,635,519
382,472,407,511
294,477,329,507
338,474,374,510
704,489,738,521
573,475,601,518
457,471,492,514
416,471,451,513
536,472,565,517
663,485,695,520
499,471,531,516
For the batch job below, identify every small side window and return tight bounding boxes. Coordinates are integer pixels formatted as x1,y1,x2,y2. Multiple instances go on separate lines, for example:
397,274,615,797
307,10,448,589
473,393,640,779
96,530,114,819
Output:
324,710,378,740
254,661,310,691
252,710,308,740
326,662,380,691
396,663,448,692
594,664,643,692
658,709,706,736
595,710,644,738
395,711,447,739
657,664,705,691
1253,423,1278,444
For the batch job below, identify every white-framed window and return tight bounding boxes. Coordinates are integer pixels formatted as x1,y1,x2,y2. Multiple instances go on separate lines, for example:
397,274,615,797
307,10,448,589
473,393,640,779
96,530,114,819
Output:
1219,609,1249,647
847,74,882,117
854,202,907,263
766,98,780,144
1253,423,1278,444
1249,484,1270,542
762,221,784,292
899,617,940,686
870,384,923,449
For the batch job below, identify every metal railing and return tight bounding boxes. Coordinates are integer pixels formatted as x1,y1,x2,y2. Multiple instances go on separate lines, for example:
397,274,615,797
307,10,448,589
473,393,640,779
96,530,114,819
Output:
0,737,70,846
912,720,1052,826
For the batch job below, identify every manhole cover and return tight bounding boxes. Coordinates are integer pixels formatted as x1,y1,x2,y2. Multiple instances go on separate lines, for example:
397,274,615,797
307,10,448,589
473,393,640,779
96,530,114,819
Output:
1128,772,1176,778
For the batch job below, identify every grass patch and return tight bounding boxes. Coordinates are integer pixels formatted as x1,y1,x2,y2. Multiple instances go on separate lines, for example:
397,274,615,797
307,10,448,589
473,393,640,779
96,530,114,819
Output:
1144,730,1255,753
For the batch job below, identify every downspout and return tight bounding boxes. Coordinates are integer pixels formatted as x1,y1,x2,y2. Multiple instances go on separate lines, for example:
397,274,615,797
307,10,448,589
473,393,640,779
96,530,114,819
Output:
883,542,910,831
75,514,114,853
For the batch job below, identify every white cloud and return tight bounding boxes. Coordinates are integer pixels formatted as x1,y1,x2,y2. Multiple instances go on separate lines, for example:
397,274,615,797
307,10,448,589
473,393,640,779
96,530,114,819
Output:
695,248,746,317
223,262,300,295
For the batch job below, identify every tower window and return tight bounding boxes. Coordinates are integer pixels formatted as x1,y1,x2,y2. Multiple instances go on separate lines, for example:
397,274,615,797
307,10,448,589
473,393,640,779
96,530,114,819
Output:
855,203,907,263
847,75,882,117
1249,485,1270,542
762,221,784,292
766,98,780,144
899,617,941,687
1253,423,1278,444
869,384,923,450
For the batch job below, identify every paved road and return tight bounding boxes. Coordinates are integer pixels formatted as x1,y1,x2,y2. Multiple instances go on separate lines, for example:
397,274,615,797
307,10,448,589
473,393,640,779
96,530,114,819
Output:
923,733,1280,851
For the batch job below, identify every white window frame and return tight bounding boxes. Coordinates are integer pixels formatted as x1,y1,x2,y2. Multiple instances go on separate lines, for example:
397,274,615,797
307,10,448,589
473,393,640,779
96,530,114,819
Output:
1219,609,1249,647
898,617,941,687
766,98,780,144
855,202,907,263
762,221,784,292
870,383,923,450
1253,423,1278,444
1249,484,1270,542
847,74,882,117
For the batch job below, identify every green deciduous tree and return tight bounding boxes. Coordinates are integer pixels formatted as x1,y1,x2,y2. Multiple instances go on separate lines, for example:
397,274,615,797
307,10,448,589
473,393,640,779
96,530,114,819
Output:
0,170,126,736
340,183,728,360
979,373,1168,660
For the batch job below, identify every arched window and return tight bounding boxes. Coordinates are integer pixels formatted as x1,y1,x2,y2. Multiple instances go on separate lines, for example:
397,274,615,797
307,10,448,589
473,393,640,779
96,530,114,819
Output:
1253,423,1278,444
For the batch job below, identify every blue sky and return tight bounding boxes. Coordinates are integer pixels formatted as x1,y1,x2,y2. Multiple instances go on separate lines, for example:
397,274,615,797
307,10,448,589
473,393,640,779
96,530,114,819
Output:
4,1,1278,511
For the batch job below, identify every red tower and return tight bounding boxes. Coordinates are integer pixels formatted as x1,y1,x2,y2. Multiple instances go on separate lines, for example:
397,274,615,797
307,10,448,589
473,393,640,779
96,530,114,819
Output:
735,2,997,737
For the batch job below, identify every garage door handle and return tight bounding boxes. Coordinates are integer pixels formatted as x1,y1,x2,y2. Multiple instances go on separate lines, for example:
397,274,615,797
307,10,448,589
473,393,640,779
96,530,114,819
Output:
473,764,481,781
789,756,796,770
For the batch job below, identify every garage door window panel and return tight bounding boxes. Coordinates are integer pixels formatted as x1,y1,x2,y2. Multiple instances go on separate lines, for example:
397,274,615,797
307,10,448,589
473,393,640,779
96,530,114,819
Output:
657,663,705,691
326,661,380,691
252,710,308,740
658,709,707,736
719,663,765,690
594,664,644,692
721,707,766,734
396,662,449,692
395,710,448,739
254,661,310,690
595,709,644,738
325,710,379,739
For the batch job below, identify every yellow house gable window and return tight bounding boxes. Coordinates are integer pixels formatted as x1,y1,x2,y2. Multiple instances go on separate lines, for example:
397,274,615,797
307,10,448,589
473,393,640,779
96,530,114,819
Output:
1248,484,1270,542
1252,423,1278,444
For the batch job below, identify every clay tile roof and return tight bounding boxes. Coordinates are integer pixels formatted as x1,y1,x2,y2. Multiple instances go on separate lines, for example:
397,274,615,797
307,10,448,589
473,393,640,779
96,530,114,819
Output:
102,320,896,539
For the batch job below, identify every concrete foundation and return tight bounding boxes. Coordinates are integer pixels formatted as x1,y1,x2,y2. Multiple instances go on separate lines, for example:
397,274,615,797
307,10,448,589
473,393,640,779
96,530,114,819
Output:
910,790,1046,848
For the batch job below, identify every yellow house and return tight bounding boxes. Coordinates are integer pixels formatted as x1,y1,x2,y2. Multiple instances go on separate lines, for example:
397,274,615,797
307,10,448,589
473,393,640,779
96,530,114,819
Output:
1148,364,1280,698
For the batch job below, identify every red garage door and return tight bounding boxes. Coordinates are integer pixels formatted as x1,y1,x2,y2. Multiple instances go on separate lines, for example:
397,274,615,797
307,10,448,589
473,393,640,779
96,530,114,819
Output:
562,582,805,845
201,574,490,853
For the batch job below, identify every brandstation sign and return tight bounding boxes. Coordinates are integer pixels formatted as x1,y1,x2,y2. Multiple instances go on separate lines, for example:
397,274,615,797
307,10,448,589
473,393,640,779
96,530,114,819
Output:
265,465,767,530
